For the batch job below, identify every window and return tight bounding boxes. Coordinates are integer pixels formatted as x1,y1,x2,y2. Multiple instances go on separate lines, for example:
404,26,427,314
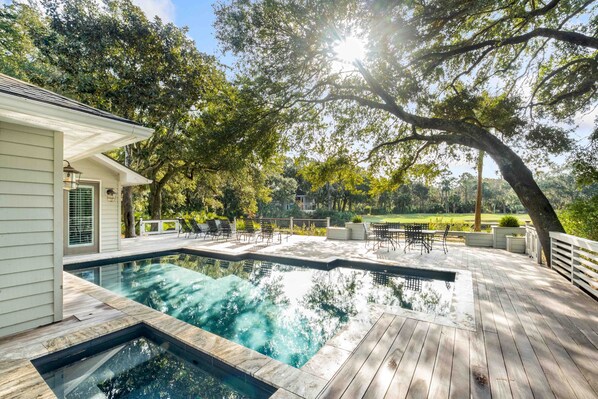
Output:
68,185,94,247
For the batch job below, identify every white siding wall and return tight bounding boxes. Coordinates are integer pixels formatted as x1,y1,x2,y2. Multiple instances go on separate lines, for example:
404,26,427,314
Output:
0,121,62,337
70,158,120,252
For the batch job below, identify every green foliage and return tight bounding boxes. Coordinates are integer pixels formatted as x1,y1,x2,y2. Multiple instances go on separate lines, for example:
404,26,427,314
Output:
312,209,356,226
214,0,594,246
559,196,598,241
179,211,228,224
499,215,521,227
351,215,363,223
291,225,327,237
1,0,284,220
571,131,598,188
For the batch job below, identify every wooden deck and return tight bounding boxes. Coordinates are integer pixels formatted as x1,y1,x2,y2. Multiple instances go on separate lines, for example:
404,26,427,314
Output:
1,236,597,399
316,247,598,399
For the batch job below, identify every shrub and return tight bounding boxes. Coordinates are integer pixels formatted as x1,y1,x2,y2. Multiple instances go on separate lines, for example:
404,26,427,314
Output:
559,195,598,241
499,215,520,227
351,215,363,223
312,209,356,226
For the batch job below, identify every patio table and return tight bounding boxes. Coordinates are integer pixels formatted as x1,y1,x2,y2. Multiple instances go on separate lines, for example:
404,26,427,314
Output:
389,229,436,252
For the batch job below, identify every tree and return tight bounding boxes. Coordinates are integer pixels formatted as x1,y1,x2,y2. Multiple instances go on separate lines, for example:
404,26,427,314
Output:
214,0,596,260
300,154,365,212
1,0,284,235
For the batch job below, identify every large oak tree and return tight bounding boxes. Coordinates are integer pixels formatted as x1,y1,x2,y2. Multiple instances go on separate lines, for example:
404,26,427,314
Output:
215,0,597,260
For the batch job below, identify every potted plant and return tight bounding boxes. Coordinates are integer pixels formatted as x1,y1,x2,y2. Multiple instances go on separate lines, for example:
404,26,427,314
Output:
345,215,366,240
506,233,526,253
492,215,526,249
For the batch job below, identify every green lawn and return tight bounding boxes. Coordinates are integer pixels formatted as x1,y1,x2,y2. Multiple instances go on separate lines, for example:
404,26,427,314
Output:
362,213,529,224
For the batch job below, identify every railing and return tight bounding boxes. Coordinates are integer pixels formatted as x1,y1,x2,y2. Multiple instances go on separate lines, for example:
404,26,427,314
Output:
550,231,598,299
139,219,180,236
526,224,542,264
236,217,330,235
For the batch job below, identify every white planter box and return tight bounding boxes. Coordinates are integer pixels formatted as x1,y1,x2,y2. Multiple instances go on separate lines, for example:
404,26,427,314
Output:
326,227,350,240
492,226,526,249
345,222,367,240
464,232,494,247
506,235,526,253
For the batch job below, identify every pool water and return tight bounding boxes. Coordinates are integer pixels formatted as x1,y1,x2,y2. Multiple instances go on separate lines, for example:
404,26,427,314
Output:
40,336,268,399
71,253,454,368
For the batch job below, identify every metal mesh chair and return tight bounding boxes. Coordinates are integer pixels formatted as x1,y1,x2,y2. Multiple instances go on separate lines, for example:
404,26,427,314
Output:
372,223,395,251
177,218,193,238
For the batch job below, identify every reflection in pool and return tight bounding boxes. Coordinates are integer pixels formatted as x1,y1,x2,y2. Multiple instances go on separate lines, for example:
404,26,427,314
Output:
70,253,454,368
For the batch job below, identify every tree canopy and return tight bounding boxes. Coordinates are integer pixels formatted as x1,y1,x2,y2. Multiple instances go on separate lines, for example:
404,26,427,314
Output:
215,0,597,259
0,0,286,231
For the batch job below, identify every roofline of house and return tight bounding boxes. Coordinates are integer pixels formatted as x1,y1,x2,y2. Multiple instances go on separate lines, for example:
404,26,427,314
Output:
0,91,154,139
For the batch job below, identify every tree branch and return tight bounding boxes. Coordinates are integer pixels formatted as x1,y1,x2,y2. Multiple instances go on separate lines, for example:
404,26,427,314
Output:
420,28,598,63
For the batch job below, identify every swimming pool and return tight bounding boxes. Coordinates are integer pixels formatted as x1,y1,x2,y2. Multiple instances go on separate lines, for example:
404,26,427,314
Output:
67,251,456,368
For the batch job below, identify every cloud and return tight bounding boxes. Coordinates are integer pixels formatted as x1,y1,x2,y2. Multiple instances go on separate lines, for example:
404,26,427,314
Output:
132,0,175,23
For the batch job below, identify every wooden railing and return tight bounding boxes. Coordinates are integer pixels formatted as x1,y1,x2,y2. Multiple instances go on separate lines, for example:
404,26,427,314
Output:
526,225,542,264
550,231,598,299
236,217,330,235
139,219,180,236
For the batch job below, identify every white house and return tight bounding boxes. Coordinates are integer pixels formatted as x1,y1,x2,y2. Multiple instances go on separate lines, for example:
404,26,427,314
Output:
0,74,153,338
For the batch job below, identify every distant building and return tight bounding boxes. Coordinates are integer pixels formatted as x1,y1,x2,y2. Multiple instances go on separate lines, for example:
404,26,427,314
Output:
285,190,316,213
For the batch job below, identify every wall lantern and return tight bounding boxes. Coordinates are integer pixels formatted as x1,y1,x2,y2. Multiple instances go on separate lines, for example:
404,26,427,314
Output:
106,188,117,202
63,160,82,191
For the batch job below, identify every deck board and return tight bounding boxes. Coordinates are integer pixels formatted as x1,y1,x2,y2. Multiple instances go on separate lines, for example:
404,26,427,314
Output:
384,321,429,399
340,316,406,399
362,318,418,399
426,325,455,399
449,327,470,399
407,322,442,399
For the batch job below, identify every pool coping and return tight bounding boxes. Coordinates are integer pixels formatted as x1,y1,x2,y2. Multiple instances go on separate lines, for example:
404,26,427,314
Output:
62,245,475,392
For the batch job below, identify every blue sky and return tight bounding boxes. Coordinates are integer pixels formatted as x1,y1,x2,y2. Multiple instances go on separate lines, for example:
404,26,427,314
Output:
133,0,229,63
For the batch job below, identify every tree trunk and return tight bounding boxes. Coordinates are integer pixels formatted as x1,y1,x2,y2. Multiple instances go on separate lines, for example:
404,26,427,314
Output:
474,150,484,232
122,145,136,238
149,184,162,220
122,186,136,238
484,141,563,263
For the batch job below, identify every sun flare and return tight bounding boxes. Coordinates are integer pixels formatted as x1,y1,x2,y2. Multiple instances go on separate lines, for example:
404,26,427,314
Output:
333,35,367,64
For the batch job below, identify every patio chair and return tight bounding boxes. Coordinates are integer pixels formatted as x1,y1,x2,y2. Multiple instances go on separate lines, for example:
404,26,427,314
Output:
205,219,221,240
404,225,429,254
372,223,395,252
189,219,206,239
256,222,281,245
237,219,258,242
219,219,233,240
177,218,193,238
364,223,376,248
385,222,401,248
440,224,450,254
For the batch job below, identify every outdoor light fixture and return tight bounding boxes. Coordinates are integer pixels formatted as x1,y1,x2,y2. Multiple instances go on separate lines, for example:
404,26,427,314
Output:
106,188,117,202
63,160,82,191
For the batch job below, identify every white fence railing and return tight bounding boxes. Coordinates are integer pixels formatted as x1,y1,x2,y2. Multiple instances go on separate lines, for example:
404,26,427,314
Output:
550,231,598,299
526,225,542,264
139,219,180,236
237,217,330,234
